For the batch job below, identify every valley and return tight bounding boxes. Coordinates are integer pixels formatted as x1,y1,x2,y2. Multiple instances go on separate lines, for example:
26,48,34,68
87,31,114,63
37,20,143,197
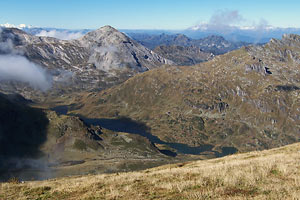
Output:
0,24,300,186
2,1,300,199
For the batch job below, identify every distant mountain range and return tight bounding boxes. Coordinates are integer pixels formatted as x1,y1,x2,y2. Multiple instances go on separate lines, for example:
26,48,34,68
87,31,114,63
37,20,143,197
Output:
125,26,300,43
185,24,300,43
126,33,249,65
3,23,300,43
128,33,248,55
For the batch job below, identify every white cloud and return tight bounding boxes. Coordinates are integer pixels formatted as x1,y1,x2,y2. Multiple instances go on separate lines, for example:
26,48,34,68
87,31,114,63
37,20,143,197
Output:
209,10,244,28
93,46,118,55
36,30,84,40
0,39,23,55
88,45,120,70
0,36,52,91
53,70,73,82
0,23,32,29
192,10,273,31
252,19,271,30
0,54,52,91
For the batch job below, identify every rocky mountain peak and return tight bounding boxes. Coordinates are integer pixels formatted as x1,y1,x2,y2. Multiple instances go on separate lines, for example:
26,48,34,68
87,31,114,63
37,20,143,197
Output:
78,25,129,46
100,25,117,31
73,25,173,72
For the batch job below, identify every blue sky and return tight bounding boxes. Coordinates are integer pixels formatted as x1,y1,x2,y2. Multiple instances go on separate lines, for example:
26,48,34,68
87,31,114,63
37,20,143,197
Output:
1,0,300,29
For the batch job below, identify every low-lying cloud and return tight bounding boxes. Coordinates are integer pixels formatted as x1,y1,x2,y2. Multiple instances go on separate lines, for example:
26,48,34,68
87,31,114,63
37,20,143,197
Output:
88,45,120,70
0,34,52,91
0,54,52,91
93,46,118,55
52,69,73,82
36,30,84,40
0,39,23,55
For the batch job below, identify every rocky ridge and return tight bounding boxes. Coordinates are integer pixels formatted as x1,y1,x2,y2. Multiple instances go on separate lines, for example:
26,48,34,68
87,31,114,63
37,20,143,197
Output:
0,26,173,99
70,34,300,155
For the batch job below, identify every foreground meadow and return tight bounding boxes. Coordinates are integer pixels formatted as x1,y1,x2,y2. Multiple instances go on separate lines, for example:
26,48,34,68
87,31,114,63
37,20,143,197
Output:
1,142,300,199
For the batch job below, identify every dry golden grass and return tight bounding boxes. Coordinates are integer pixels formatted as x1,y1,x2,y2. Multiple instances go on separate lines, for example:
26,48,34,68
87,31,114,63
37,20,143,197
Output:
2,142,300,199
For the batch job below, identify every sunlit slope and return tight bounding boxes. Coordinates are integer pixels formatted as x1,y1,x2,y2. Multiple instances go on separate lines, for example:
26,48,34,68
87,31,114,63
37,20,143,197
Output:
71,34,300,154
2,142,300,199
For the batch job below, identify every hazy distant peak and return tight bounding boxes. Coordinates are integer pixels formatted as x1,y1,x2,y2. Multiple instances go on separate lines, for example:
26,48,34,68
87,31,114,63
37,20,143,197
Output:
174,34,190,41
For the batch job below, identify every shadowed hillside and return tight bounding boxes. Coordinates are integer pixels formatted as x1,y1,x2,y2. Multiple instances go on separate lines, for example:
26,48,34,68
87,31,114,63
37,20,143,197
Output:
0,93,49,180
0,92,185,181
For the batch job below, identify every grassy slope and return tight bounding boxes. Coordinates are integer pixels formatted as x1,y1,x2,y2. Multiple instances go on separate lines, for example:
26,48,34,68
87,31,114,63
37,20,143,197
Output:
70,43,300,154
1,142,300,199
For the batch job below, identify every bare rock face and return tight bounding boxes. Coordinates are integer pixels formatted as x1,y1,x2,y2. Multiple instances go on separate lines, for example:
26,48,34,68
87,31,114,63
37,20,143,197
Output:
0,26,173,99
77,25,173,72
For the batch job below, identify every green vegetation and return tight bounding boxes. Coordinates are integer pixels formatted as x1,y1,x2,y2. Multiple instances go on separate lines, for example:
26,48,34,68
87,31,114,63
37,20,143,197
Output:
73,139,87,151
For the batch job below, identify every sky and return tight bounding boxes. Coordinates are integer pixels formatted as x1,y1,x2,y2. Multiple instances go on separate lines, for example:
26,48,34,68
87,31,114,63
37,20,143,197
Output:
1,0,300,29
